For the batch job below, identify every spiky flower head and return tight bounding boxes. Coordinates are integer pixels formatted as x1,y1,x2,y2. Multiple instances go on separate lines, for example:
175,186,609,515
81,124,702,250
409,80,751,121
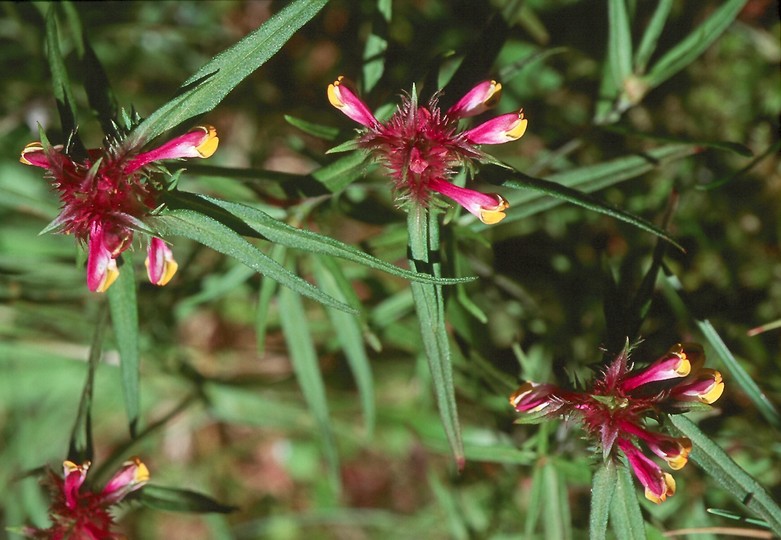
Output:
510,343,724,503
328,76,527,224
23,457,149,539
20,122,219,292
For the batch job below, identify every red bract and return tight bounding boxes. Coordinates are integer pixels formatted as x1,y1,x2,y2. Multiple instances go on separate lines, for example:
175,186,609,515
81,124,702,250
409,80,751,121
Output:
328,76,527,224
20,126,219,292
24,458,149,540
510,343,724,503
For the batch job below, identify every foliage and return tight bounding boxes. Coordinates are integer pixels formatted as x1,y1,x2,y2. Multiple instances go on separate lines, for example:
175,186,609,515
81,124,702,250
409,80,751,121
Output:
1,1,779,538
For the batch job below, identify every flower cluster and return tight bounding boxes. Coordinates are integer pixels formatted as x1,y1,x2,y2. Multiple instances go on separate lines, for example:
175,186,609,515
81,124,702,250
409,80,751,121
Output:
24,457,149,539
510,343,724,503
328,77,527,224
20,126,219,292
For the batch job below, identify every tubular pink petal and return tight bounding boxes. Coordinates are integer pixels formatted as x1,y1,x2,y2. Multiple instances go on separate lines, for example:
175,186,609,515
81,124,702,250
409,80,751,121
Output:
124,125,219,173
327,76,378,127
447,80,503,118
87,224,120,293
618,439,674,504
429,178,509,224
62,460,90,510
624,424,692,471
101,457,150,504
19,142,51,168
464,110,528,144
621,349,691,392
672,369,724,404
509,382,558,413
145,237,178,286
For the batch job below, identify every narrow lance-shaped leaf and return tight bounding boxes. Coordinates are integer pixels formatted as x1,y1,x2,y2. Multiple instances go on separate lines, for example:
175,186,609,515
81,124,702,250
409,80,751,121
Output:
362,0,391,93
107,257,140,437
125,0,328,149
662,267,780,427
44,6,86,158
68,302,110,464
493,168,683,251
609,460,647,540
165,191,475,285
669,415,781,536
139,485,236,514
408,205,464,466
642,0,747,91
633,0,673,74
150,210,357,314
607,0,633,91
590,461,616,540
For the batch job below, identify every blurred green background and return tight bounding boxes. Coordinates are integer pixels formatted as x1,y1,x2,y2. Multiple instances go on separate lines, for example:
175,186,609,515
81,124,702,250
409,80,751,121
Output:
0,1,779,538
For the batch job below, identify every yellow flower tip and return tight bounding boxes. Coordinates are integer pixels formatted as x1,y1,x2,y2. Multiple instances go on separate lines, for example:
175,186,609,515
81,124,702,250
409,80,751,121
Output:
508,382,533,408
506,112,528,140
483,80,503,108
666,452,689,471
130,457,151,483
195,125,219,158
645,473,676,504
699,370,725,404
675,355,692,377
20,142,44,165
145,255,179,286
478,195,510,225
96,265,120,293
327,78,346,109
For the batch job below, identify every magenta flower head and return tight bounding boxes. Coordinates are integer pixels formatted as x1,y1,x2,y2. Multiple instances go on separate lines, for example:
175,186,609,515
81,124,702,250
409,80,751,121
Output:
510,343,724,504
24,457,149,539
20,125,219,292
328,76,527,224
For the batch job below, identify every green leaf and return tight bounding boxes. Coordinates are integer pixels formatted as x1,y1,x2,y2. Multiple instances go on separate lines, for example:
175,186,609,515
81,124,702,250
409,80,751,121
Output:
44,6,85,157
256,245,285,356
107,257,140,437
138,485,236,514
698,141,780,190
607,0,633,90
68,302,110,464
311,256,376,436
609,460,647,540
471,144,697,228
313,150,368,192
362,0,391,93
150,210,356,314
642,0,747,91
590,461,616,540
633,0,673,74
670,415,781,536
279,280,341,495
284,114,340,140
494,169,683,251
407,206,463,465
662,269,781,427
125,0,328,149
167,191,474,285
542,461,572,540
601,125,753,157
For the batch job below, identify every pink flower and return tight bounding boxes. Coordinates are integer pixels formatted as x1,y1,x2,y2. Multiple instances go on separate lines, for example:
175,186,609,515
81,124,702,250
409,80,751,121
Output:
24,457,149,539
509,343,724,503
20,125,219,292
328,76,527,224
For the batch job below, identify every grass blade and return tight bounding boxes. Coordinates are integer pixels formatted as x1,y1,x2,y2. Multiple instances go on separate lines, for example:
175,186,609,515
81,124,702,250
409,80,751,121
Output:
670,415,781,536
311,255,376,436
642,0,747,91
279,279,341,495
607,0,633,90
